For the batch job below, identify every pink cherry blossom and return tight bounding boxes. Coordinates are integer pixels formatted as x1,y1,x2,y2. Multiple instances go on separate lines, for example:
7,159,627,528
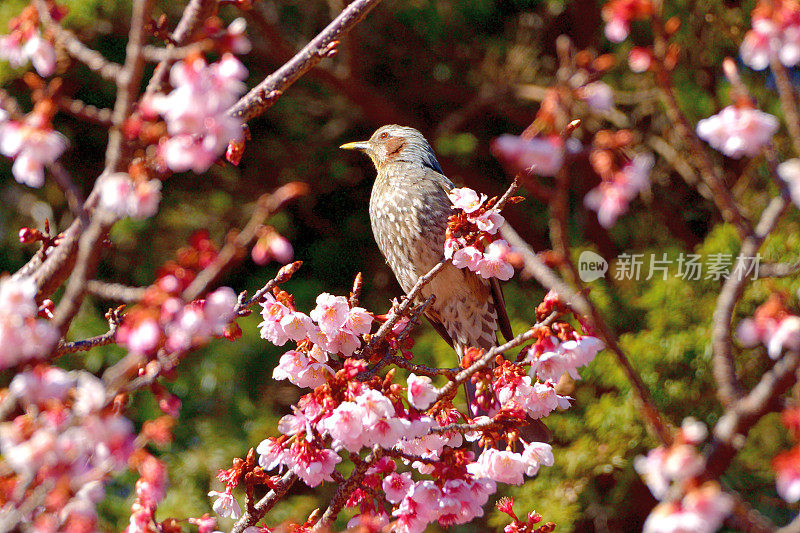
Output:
642,483,733,533
310,293,350,337
774,448,800,502
491,134,564,177
451,245,483,271
0,31,55,77
151,53,247,174
448,187,486,213
584,153,653,228
208,490,242,519
343,306,373,336
256,437,289,471
0,113,68,187
383,472,413,503
467,448,527,485
767,315,800,358
289,443,341,487
471,210,505,234
407,373,439,410
477,240,515,280
696,106,778,159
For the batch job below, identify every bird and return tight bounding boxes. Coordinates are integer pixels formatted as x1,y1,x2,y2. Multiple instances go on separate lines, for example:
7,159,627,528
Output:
340,125,528,423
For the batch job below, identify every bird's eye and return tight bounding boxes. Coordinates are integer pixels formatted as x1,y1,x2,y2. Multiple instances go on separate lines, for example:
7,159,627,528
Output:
379,132,388,140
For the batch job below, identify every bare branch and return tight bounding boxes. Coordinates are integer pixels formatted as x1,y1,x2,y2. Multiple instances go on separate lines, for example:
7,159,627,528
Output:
35,0,123,81
86,280,147,303
712,196,790,406
230,471,297,533
227,0,386,121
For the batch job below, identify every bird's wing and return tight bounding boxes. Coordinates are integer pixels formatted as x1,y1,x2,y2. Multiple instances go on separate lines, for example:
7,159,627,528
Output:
490,278,514,342
424,308,454,349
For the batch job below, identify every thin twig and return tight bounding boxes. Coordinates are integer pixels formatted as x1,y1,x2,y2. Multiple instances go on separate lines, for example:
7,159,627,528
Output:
358,259,448,360
230,471,297,533
56,96,113,126
35,0,122,81
712,196,790,406
86,280,147,303
312,448,383,531
436,313,557,402
227,0,386,121
145,0,218,96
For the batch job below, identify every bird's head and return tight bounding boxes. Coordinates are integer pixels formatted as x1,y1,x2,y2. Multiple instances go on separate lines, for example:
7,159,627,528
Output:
340,125,443,173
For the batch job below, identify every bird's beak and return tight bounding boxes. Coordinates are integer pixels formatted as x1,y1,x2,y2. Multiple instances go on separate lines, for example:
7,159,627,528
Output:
340,141,371,152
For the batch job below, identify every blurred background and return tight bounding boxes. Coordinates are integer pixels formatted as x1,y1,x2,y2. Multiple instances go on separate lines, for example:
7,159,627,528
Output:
2,0,800,530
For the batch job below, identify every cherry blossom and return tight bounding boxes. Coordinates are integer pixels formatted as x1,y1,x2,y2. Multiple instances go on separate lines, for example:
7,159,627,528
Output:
601,0,654,42
584,153,653,228
151,53,248,173
407,373,439,410
0,111,68,187
696,105,778,159
778,158,800,208
737,296,800,359
99,173,162,219
774,447,800,502
0,276,59,368
490,134,564,177
642,482,733,533
208,490,242,519
0,31,56,77
578,81,614,112
740,3,800,70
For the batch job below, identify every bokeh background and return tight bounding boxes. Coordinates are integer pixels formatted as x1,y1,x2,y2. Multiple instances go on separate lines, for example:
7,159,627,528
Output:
2,0,800,530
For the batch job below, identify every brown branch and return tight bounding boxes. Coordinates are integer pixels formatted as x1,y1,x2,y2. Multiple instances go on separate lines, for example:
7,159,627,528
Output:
56,307,122,355
230,471,297,533
35,0,122,81
105,0,154,172
86,280,147,303
56,96,113,126
53,0,154,335
771,55,800,158
47,162,86,221
712,196,790,406
436,313,558,402
142,40,211,62
145,0,218,96
501,224,673,445
358,259,448,360
237,261,304,313
227,0,386,121
704,350,800,480
312,448,383,531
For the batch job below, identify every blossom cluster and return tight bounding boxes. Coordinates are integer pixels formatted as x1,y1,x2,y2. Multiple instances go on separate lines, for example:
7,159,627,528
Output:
0,365,146,531
696,105,779,159
0,276,59,369
583,130,653,228
149,51,248,174
0,105,68,188
491,134,565,178
635,419,734,533
736,293,800,359
99,172,162,220
262,291,374,380
116,232,240,358
445,187,517,280
0,4,58,78
740,0,800,70
235,357,558,533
